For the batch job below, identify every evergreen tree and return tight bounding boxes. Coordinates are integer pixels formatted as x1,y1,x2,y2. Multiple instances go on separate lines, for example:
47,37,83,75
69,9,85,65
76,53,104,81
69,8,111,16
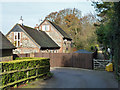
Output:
93,1,120,76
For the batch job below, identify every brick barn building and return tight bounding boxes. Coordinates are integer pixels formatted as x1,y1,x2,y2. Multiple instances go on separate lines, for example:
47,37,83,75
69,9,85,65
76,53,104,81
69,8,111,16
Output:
38,19,72,53
6,17,60,54
6,17,72,54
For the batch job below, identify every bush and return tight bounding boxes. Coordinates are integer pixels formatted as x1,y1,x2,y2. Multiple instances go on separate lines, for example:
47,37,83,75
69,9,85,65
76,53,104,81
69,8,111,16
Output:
15,57,35,60
0,57,50,89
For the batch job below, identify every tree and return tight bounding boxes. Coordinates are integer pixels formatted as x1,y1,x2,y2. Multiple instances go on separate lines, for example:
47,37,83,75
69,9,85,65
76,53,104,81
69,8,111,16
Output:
45,8,97,51
93,1,120,76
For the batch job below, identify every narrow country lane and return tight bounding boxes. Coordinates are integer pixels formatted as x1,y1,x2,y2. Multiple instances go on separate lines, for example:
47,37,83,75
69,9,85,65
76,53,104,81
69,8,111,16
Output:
22,67,118,88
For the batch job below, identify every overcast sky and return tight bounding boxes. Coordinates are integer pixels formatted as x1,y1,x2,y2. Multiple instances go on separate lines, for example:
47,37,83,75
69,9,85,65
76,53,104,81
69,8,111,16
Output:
0,0,96,35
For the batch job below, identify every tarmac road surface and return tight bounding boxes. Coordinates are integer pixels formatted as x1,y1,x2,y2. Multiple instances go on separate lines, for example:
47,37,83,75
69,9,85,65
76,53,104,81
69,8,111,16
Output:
23,67,118,88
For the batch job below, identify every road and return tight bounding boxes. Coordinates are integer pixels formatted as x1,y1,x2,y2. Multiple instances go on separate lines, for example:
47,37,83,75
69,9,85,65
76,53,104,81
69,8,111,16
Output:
23,67,118,88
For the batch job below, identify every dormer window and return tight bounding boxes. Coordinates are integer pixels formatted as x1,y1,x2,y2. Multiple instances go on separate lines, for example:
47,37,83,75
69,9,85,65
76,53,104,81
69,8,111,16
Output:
42,25,49,31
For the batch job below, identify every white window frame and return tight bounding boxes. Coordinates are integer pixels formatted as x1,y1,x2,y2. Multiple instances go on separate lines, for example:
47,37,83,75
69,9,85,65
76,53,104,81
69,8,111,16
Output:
42,25,49,31
14,32,21,47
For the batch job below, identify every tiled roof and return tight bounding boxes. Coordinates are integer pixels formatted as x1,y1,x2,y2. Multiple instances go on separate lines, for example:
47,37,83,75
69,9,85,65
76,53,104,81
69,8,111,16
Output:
0,32,16,49
18,24,60,49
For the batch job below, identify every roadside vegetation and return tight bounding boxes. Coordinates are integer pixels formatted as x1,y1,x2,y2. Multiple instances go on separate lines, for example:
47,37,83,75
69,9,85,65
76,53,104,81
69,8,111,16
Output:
45,8,98,51
45,2,120,79
0,57,51,89
92,2,120,80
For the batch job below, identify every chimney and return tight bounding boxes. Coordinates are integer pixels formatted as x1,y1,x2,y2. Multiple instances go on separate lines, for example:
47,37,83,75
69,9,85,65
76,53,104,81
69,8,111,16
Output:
39,19,42,25
19,16,23,25
35,24,39,30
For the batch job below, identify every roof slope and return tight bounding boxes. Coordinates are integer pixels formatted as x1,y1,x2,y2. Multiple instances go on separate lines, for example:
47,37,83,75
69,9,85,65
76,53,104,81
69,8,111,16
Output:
0,32,16,49
48,21,72,40
39,20,72,40
19,24,60,49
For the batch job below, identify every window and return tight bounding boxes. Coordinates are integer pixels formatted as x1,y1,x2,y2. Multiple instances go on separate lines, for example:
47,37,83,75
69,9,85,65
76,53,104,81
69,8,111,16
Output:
42,25,49,31
15,35,17,39
14,32,21,47
18,41,20,46
15,32,17,39
66,47,68,51
18,32,20,39
56,50,58,53
45,25,49,31
14,41,17,46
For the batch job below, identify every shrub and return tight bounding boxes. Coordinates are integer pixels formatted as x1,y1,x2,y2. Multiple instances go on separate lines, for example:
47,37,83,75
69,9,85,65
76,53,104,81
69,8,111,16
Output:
0,57,50,89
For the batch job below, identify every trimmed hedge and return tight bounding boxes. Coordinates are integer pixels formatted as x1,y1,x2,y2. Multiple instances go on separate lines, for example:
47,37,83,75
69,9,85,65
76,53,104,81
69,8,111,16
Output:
0,57,50,89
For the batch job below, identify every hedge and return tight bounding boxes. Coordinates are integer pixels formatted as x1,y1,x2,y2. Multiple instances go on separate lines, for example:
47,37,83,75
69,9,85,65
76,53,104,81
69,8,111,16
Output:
0,57,50,89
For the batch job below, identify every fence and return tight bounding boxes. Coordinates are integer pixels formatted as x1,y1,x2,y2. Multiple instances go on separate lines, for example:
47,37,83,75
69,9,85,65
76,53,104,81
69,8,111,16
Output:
0,58,50,89
14,53,94,69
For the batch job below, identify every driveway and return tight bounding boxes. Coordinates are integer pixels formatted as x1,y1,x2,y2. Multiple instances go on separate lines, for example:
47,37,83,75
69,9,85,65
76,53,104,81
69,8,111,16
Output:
23,67,118,88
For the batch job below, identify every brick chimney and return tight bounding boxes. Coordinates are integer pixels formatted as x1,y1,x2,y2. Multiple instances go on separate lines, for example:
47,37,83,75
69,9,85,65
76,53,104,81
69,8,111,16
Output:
35,24,39,30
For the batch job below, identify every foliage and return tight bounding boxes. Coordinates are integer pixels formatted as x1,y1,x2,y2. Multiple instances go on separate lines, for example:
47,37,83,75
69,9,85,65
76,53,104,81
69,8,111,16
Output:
0,57,50,89
45,8,98,51
15,57,34,60
43,72,53,80
93,1,120,76
46,72,53,77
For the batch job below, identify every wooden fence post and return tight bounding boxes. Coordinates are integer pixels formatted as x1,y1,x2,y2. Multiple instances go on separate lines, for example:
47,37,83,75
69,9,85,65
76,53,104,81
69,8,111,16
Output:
36,68,38,80
27,71,29,78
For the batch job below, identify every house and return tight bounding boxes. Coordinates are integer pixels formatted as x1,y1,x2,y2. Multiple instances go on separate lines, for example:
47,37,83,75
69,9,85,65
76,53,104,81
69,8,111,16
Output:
0,31,16,61
38,19,72,53
6,17,60,54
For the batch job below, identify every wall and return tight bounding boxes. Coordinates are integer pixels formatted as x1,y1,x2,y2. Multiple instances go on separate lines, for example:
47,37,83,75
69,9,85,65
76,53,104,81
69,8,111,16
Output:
63,40,72,53
15,53,94,69
40,21,64,53
7,26,59,54
7,32,40,54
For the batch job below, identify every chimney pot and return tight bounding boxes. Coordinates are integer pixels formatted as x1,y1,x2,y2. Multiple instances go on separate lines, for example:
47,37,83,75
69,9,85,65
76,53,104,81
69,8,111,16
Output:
35,24,39,30
19,16,23,25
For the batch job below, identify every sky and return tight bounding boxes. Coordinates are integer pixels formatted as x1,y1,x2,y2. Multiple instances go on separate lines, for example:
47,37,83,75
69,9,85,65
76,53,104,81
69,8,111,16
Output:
0,0,96,35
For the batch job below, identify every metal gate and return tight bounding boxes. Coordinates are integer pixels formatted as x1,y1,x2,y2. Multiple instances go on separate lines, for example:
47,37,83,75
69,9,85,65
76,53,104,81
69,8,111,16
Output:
93,59,111,70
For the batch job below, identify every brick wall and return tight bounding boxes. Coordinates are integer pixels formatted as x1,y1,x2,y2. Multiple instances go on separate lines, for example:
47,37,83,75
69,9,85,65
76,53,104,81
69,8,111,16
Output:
40,21,72,53
40,21,63,53
7,32,40,54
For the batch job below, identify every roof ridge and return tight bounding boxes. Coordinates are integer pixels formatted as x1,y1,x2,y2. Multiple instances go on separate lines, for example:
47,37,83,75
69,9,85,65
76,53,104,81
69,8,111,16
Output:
19,24,47,34
18,24,37,30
